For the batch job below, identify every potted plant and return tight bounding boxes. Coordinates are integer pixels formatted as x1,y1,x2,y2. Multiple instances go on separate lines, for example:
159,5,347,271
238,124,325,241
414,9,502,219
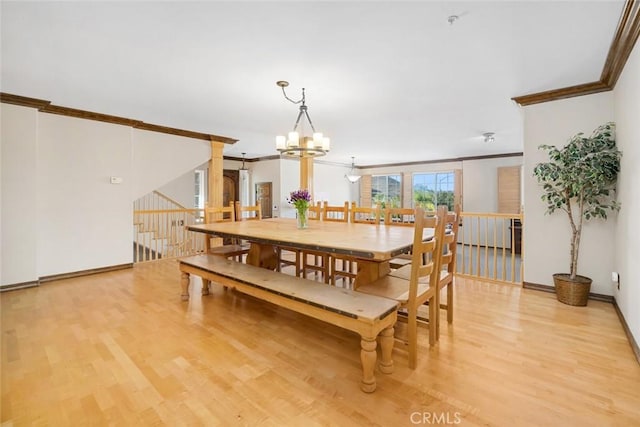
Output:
533,122,621,306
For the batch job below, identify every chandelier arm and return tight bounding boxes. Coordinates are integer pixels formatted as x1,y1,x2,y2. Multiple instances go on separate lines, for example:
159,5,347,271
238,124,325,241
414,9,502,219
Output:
281,86,303,105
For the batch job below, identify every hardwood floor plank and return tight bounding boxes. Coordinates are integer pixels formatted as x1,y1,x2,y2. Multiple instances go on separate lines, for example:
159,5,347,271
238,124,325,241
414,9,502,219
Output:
1,259,639,426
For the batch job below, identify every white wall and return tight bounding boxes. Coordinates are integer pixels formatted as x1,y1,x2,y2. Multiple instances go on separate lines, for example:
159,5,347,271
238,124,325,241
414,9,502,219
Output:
276,158,354,218
132,130,210,200
1,104,38,285
36,114,134,276
613,41,640,344
462,156,523,213
1,107,218,286
251,158,282,216
157,167,201,209
314,162,354,205
523,92,615,295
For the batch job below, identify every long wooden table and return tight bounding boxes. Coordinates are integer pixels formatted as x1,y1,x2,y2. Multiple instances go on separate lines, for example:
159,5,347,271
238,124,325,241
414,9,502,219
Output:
188,217,419,287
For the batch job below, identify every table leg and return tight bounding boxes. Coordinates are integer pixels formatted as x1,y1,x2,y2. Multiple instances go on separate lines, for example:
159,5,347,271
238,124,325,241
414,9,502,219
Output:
360,336,377,393
353,260,391,289
378,326,395,374
246,243,278,270
204,234,211,253
180,272,190,301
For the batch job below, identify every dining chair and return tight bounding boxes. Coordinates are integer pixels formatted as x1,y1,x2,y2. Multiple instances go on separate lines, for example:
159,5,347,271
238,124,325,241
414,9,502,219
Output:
322,201,350,222
350,202,381,224
385,207,417,269
235,202,262,221
308,202,322,220
356,206,445,369
322,202,356,286
203,202,250,262
301,202,329,282
232,202,262,262
384,207,416,226
436,204,461,337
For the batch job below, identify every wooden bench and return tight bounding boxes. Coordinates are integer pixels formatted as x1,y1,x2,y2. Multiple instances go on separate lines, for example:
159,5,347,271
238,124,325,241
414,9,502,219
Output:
178,254,399,393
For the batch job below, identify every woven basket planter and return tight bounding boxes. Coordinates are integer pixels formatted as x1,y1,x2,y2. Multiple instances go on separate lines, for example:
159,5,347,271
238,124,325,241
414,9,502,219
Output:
553,273,592,306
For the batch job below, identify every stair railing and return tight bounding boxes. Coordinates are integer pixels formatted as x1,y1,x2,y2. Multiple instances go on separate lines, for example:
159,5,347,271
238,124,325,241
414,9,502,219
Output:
133,191,204,263
457,211,524,285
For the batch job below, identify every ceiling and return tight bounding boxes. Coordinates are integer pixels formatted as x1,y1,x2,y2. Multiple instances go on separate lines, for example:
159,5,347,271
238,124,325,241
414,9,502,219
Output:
0,1,625,167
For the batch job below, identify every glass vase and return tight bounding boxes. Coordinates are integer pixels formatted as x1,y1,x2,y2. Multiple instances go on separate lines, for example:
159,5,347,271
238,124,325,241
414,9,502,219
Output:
296,208,309,229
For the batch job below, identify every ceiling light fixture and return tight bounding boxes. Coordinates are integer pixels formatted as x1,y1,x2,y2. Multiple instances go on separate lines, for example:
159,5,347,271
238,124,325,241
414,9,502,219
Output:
275,81,330,158
345,157,361,183
239,152,248,170
483,132,495,143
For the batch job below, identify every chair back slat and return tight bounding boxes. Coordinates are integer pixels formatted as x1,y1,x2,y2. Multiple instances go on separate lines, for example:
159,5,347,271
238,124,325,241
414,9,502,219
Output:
384,208,416,226
235,202,262,221
308,201,322,221
440,204,461,274
205,202,236,223
407,208,445,302
350,202,381,224
322,201,349,222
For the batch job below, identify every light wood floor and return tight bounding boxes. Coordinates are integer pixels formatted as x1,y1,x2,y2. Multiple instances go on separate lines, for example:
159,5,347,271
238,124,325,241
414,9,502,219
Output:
1,259,639,426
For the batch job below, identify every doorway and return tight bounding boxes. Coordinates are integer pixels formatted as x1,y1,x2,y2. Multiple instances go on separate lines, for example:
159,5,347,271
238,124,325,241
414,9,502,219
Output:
223,170,239,207
255,182,273,218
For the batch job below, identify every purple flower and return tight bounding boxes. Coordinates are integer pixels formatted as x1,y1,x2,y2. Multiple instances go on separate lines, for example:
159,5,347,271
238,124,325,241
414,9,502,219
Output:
288,189,311,211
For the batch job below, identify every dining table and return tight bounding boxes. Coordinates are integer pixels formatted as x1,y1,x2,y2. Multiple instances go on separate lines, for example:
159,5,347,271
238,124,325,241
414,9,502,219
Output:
187,217,424,288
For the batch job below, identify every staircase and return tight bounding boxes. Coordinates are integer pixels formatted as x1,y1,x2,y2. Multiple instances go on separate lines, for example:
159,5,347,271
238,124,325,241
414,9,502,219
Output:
133,191,204,263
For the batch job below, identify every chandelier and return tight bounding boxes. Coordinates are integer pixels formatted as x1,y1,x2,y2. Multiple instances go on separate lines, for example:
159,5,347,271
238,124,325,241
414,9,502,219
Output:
275,81,330,157
345,156,361,183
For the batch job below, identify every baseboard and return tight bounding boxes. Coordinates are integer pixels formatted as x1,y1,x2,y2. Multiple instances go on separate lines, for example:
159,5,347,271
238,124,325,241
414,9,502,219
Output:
39,263,133,283
522,281,614,303
0,280,40,292
613,298,640,365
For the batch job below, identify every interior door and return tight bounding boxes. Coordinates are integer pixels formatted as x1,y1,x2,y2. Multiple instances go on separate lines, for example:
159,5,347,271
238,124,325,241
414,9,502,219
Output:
255,182,273,218
222,170,239,207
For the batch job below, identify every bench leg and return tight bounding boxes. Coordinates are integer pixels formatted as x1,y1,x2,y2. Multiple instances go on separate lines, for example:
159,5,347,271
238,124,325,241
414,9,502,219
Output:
180,272,190,301
202,279,211,296
378,326,395,374
360,336,377,393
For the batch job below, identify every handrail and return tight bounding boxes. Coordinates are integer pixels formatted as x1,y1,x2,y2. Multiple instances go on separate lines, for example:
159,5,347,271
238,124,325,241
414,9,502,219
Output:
152,190,188,210
133,191,205,263
457,211,524,285
135,209,201,214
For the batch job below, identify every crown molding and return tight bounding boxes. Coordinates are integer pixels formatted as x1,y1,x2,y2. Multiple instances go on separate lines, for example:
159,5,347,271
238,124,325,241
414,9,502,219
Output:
224,152,523,168
512,0,640,106
360,152,523,170
0,92,237,144
601,0,640,87
0,93,51,109
41,104,141,127
511,81,610,107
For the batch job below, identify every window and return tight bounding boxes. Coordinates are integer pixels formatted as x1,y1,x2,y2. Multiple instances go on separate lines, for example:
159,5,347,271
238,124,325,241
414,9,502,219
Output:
412,172,455,210
194,169,205,210
371,174,401,208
